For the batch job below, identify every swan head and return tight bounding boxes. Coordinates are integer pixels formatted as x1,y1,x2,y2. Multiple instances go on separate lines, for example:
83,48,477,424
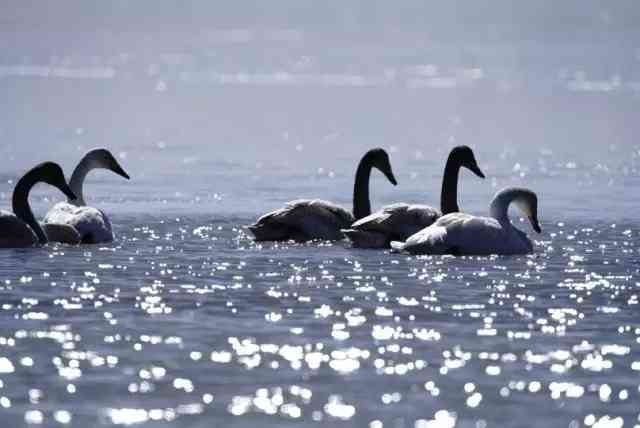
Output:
365,148,397,186
34,162,76,200
451,145,485,178
511,188,542,233
86,148,130,180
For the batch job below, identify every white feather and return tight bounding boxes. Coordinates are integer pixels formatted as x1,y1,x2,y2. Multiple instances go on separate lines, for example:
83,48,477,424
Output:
44,202,113,244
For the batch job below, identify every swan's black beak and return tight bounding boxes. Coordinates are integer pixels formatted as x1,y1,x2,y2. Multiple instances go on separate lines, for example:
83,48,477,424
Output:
529,215,542,234
59,182,77,200
112,163,130,180
468,161,485,179
384,168,398,186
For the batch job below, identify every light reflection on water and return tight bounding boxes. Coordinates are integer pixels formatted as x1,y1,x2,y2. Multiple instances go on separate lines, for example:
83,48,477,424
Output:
0,212,638,427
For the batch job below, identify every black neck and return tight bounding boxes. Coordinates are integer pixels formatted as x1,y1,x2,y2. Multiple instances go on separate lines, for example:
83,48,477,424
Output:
440,153,461,215
12,170,47,244
353,156,374,220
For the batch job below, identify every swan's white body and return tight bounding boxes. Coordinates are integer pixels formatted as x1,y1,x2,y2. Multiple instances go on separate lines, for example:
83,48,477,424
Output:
0,210,38,248
42,148,129,244
342,203,440,248
44,203,112,243
249,199,354,241
391,187,541,255
391,213,533,255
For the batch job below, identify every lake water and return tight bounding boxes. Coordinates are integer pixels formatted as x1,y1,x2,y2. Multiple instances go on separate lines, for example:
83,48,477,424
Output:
1,26,640,428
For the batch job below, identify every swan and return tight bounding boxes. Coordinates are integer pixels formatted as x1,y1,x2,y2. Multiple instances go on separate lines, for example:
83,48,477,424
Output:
0,162,77,248
249,148,397,241
43,148,130,244
342,145,485,248
390,187,542,255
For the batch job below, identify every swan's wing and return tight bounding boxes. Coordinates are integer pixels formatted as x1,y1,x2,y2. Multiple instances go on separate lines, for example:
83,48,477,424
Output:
421,214,519,255
0,210,37,248
68,207,113,243
350,203,407,229
398,213,474,254
43,202,77,225
443,217,533,255
42,223,81,245
287,200,353,240
250,199,352,241
309,200,354,227
350,203,440,240
44,203,113,243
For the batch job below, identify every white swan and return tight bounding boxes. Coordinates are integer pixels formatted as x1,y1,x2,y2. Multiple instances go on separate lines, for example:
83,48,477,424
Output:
249,148,397,241
342,145,485,248
43,148,130,244
0,162,77,248
390,187,542,255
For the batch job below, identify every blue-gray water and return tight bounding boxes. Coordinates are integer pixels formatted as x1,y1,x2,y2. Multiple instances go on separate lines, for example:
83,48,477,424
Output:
1,15,640,427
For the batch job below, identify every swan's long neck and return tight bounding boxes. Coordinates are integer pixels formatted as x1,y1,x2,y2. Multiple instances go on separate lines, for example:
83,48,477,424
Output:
440,153,461,215
353,156,374,220
489,190,516,223
69,155,95,206
12,170,47,244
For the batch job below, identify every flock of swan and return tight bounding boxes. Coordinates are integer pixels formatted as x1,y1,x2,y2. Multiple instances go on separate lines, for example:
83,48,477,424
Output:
0,146,541,255
249,146,541,255
0,149,129,248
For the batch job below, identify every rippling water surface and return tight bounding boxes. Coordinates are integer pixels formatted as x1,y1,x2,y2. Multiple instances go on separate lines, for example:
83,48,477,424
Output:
1,25,640,428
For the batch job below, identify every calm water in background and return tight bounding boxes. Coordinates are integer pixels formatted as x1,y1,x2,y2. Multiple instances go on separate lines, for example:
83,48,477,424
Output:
1,25,640,428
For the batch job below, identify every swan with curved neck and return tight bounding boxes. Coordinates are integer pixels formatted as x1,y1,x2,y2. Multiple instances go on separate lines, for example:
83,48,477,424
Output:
0,162,76,248
249,148,397,242
43,148,130,244
342,145,485,248
391,187,542,255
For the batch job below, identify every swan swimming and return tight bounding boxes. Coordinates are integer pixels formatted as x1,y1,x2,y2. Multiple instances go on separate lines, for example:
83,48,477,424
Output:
0,162,77,248
249,148,397,241
390,187,542,255
342,145,485,248
43,148,130,244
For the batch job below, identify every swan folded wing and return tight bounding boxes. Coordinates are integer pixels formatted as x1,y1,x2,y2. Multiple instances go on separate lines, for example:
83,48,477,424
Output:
351,203,440,239
41,223,81,245
427,214,514,255
43,202,77,225
393,204,440,238
250,200,352,241
396,213,472,254
308,200,354,227
68,207,113,243
292,200,353,240
44,203,113,243
0,210,37,248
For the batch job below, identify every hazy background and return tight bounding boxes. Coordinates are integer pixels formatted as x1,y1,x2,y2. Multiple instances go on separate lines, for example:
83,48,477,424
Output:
1,1,639,219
